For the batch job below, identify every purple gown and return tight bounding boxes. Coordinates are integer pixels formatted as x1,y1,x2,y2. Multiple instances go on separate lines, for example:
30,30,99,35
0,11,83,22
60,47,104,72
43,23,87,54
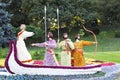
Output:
35,39,58,66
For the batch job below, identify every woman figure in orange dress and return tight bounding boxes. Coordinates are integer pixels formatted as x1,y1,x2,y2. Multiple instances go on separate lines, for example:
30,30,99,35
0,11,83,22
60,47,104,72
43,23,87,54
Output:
71,34,97,67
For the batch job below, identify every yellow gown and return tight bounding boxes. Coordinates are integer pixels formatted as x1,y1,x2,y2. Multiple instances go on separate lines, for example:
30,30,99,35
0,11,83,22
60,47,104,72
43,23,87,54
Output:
71,40,94,67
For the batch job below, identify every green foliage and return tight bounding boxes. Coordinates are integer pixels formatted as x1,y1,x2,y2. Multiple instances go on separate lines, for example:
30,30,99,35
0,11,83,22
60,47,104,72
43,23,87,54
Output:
98,31,115,38
78,29,85,36
2,0,120,39
115,31,120,38
0,2,16,47
3,0,25,27
0,48,8,58
26,25,44,39
30,47,45,60
98,31,108,38
95,0,120,25
6,0,101,33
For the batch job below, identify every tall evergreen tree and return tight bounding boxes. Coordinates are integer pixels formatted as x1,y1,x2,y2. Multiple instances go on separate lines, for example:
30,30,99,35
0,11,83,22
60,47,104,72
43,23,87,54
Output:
0,2,16,48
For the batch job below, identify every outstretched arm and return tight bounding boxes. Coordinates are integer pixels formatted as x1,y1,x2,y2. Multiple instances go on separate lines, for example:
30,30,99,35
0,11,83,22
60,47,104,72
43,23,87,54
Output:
82,40,97,46
31,40,56,49
22,31,34,39
31,42,46,47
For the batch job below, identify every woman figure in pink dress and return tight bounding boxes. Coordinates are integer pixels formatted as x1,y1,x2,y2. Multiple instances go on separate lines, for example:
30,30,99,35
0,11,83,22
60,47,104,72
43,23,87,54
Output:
32,32,59,66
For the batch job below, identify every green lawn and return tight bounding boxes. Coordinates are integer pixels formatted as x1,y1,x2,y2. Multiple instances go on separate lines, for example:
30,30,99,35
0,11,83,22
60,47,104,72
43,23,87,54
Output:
85,51,120,63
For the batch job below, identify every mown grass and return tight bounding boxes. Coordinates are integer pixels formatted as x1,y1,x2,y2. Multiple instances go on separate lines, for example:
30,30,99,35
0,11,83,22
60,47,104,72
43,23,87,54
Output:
0,48,9,58
85,51,120,63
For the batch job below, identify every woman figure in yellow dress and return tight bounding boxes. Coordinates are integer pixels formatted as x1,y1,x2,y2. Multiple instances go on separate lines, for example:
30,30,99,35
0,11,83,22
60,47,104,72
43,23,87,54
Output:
71,34,97,67
58,33,74,66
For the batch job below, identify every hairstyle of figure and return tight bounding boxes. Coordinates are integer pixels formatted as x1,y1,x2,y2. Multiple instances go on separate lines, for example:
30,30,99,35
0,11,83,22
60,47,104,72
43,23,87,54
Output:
63,33,68,39
17,24,26,36
75,34,80,40
48,32,53,38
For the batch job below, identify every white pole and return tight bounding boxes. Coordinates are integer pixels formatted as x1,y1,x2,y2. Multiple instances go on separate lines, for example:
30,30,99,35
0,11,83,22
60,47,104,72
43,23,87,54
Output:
44,6,47,54
57,8,60,42
44,6,47,42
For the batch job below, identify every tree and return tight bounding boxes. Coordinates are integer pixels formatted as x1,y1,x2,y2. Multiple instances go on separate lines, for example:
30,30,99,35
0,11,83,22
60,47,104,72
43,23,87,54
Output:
94,0,120,25
5,0,101,36
18,0,100,31
0,1,16,48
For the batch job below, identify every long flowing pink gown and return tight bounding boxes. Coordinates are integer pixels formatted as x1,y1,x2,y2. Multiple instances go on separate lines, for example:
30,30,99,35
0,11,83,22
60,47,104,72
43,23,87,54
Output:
34,39,58,66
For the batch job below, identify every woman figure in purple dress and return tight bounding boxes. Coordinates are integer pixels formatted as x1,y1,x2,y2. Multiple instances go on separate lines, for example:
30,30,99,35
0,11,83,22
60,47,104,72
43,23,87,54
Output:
31,32,59,66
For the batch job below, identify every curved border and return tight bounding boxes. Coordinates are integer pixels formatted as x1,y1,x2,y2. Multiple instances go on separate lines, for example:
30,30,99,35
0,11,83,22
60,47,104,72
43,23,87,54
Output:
5,41,14,74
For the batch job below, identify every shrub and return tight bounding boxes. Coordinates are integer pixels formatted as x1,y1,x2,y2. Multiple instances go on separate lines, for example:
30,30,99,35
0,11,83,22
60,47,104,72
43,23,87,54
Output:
115,31,120,38
26,25,44,40
25,24,44,45
98,31,115,38
32,50,45,60
98,31,108,38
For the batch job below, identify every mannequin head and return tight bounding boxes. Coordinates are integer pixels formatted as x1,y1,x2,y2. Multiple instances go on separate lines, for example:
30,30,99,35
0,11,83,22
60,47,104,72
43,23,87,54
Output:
20,24,26,30
47,32,53,38
63,33,68,39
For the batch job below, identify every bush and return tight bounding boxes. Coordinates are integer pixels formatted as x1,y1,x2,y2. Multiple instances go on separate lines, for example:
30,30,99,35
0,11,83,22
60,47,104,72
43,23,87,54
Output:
26,25,44,39
115,31,120,38
0,48,8,58
32,50,45,60
98,31,108,38
98,31,115,38
25,24,45,45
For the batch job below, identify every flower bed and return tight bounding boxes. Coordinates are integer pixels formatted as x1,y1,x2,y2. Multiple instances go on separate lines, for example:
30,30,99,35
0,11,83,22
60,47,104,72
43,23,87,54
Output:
0,64,120,80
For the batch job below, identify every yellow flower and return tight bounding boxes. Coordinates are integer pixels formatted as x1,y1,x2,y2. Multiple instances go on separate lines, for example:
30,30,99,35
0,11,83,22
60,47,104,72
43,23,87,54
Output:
0,59,5,66
97,19,101,23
